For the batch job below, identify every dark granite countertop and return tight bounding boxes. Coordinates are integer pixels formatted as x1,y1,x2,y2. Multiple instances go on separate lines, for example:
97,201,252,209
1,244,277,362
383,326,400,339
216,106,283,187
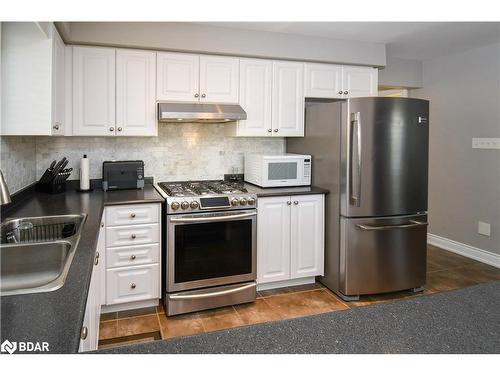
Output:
243,183,329,197
0,183,164,353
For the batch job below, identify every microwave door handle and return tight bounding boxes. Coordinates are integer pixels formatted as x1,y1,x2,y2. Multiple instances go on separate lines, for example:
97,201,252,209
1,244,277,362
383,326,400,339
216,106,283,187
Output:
349,112,362,207
169,211,256,223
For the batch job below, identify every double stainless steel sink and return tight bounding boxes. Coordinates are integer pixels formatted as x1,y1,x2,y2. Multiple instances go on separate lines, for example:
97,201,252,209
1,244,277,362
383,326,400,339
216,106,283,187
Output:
0,214,87,296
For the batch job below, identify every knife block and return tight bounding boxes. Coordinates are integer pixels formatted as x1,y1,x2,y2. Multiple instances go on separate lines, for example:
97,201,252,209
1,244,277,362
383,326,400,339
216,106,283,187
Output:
35,180,67,194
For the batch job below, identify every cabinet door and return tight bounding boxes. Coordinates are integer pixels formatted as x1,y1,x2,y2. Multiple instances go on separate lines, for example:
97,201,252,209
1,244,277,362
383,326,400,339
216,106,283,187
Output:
342,66,378,98
290,194,324,279
199,56,239,103
156,52,199,102
272,61,304,137
98,215,106,306
304,63,343,99
257,196,291,284
79,250,101,352
237,58,273,136
73,46,116,136
116,49,157,136
106,264,160,305
51,29,65,135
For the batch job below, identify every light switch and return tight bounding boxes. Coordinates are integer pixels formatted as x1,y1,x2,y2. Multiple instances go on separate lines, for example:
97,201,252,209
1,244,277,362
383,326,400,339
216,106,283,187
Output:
478,221,491,237
472,138,500,149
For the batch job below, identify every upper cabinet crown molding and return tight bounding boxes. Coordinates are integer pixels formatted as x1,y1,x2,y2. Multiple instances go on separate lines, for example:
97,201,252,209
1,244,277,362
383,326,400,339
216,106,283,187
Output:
156,53,239,103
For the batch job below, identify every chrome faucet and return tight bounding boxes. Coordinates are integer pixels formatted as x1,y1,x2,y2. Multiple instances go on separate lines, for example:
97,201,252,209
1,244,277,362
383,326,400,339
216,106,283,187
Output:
0,170,12,205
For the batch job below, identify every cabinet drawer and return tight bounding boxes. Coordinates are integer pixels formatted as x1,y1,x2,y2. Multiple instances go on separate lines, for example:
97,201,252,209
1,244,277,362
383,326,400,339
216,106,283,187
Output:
106,264,160,305
106,223,160,247
106,243,160,268
106,204,160,226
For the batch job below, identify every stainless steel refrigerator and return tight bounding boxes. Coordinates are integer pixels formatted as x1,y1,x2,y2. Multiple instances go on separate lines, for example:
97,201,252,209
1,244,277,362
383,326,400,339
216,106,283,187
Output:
287,97,429,300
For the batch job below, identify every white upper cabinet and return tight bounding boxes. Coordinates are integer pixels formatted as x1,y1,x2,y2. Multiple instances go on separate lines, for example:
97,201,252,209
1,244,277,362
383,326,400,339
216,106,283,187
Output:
116,49,157,136
304,63,343,99
290,194,325,279
156,52,199,102
304,63,378,99
72,46,116,136
341,66,378,98
199,56,239,103
234,58,273,136
156,53,239,103
1,23,67,136
272,61,304,137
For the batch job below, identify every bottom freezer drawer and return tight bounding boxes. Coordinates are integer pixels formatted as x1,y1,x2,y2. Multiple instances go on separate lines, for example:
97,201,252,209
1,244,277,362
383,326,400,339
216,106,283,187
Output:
340,214,427,296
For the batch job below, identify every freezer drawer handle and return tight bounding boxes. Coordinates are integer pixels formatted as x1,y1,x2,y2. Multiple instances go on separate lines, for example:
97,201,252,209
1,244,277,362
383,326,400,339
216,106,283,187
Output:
169,282,256,300
356,220,428,231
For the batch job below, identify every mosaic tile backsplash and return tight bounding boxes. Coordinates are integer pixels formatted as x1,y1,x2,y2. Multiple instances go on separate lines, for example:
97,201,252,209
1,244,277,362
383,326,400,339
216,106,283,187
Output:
36,123,285,182
0,136,37,193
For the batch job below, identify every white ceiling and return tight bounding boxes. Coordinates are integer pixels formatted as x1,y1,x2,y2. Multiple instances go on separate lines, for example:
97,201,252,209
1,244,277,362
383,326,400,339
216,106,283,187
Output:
201,22,500,60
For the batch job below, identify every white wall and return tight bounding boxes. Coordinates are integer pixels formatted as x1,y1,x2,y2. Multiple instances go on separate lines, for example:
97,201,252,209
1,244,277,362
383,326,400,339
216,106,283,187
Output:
62,22,386,67
0,136,37,193
411,42,500,255
379,56,423,88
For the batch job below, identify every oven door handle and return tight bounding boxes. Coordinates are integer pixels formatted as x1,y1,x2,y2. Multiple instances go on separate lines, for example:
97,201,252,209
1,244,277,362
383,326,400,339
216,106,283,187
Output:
169,282,256,300
169,211,256,223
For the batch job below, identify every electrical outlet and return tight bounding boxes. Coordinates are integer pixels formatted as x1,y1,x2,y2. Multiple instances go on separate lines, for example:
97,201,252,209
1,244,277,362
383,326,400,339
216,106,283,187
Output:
478,221,491,237
472,138,500,149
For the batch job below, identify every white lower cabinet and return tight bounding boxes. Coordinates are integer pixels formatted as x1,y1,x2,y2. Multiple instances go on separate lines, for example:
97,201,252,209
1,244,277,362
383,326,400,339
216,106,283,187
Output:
79,213,104,352
257,194,324,286
102,203,161,311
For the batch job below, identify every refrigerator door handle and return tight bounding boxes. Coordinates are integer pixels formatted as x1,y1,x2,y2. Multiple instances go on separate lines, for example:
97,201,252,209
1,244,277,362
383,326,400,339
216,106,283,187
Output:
356,220,428,231
350,112,362,207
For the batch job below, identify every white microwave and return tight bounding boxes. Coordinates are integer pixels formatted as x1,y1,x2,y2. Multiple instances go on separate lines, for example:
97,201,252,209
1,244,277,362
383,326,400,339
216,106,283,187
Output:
244,153,311,187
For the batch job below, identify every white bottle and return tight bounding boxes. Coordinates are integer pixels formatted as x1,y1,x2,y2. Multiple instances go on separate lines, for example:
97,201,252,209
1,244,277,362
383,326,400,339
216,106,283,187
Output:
79,154,90,191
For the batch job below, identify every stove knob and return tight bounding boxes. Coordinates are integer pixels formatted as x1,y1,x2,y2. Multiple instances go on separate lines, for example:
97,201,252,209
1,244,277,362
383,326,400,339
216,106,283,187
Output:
239,197,248,206
231,198,239,206
247,197,256,206
171,201,180,210
181,201,190,210
190,201,199,209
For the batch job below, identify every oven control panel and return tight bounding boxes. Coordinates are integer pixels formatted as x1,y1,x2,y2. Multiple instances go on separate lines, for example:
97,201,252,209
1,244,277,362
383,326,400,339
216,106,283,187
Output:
167,195,257,213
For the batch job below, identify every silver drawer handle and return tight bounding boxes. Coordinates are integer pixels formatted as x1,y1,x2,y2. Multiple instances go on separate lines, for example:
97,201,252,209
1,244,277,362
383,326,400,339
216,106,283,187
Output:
130,213,136,218
293,201,299,205
130,254,136,260
131,234,136,239
80,326,88,340
131,283,136,289
169,282,256,300
356,220,428,231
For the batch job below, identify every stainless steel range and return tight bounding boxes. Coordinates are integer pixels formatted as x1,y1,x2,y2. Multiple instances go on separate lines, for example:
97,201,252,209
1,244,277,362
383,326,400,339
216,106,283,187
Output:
155,180,257,316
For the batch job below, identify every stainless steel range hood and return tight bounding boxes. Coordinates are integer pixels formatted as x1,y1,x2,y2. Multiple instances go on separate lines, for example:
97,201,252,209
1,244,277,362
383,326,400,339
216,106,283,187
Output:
158,103,247,123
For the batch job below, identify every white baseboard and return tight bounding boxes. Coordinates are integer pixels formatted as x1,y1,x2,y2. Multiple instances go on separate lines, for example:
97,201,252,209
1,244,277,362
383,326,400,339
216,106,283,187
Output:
257,276,317,291
427,233,500,268
101,299,159,313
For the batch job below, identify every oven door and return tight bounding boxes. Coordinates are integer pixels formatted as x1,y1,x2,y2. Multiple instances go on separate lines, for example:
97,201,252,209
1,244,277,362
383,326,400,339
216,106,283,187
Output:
167,209,257,292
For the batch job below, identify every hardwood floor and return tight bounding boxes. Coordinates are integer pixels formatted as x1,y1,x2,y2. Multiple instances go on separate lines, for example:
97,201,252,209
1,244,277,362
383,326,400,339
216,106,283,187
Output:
98,245,500,350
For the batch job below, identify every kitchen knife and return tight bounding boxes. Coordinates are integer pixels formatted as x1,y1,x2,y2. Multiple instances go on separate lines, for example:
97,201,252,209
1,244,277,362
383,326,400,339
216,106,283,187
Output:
50,158,68,182
39,160,58,184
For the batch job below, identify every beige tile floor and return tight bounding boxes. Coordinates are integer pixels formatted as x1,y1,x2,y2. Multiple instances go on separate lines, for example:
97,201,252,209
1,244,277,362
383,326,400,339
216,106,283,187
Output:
98,245,500,349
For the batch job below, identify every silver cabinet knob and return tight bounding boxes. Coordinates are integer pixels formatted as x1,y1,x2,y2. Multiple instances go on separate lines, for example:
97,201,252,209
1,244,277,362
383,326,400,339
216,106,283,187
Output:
101,222,104,227
294,201,299,205
201,93,206,98
131,234,136,239
53,123,60,130
81,326,88,340
130,213,136,218
344,91,348,95
287,201,291,205
131,283,136,289
194,93,199,98
109,127,115,132
117,127,123,132
338,91,343,95
267,129,272,133
274,129,279,132
130,254,136,260
94,254,99,266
